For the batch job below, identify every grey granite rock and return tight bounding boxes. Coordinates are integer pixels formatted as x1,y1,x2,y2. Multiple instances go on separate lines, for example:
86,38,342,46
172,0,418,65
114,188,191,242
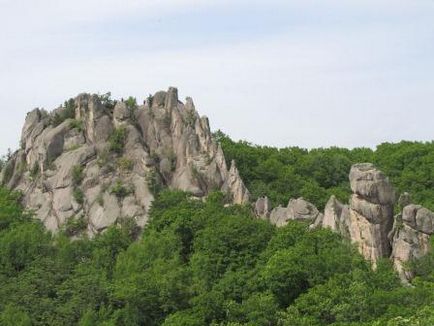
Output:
6,87,249,235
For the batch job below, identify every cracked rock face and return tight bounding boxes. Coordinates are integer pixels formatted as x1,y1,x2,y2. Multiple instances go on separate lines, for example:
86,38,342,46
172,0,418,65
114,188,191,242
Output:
311,195,351,237
311,163,432,279
311,163,395,266
1,87,249,235
348,163,395,264
390,205,434,280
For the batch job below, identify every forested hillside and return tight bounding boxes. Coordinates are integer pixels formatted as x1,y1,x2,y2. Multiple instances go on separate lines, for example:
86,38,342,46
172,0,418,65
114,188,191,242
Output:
216,132,434,211
0,135,433,325
0,187,433,325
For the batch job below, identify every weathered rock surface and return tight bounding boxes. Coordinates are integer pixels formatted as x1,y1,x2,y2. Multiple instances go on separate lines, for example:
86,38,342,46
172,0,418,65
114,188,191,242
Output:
397,192,411,209
309,164,433,280
348,163,395,264
349,163,395,205
269,197,322,227
254,196,271,219
312,195,351,237
390,205,434,280
1,87,249,234
223,160,250,204
311,163,395,266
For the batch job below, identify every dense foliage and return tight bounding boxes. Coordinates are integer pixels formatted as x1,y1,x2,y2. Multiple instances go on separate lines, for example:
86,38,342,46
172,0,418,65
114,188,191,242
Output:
50,99,76,127
216,132,434,211
0,188,432,325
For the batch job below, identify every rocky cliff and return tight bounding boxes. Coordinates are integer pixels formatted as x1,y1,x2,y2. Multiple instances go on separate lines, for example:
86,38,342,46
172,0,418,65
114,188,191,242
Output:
347,163,395,264
0,87,249,235
1,89,432,280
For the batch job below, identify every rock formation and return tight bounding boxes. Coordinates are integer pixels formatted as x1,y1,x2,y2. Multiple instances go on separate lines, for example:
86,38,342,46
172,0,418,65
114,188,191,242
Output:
347,163,395,263
254,196,271,219
310,163,434,279
224,160,250,205
0,87,249,234
311,195,351,237
267,197,322,227
389,204,434,280
2,90,432,280
312,163,396,266
397,192,412,208
310,163,433,280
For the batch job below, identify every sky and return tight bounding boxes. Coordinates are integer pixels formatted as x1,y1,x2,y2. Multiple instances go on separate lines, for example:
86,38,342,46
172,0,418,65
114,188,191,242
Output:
0,0,433,154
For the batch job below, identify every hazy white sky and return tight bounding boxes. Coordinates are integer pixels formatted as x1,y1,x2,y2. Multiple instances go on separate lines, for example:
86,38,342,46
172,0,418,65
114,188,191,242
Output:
1,0,433,154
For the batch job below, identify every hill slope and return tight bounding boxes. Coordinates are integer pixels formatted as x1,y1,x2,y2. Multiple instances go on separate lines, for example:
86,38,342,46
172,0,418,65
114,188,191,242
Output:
0,187,433,325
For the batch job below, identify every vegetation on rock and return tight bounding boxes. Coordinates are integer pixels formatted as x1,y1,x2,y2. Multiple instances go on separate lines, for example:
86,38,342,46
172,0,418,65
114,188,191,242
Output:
63,215,87,237
98,92,115,109
117,157,134,172
69,119,84,132
125,96,137,110
73,188,84,205
72,165,84,186
51,99,76,126
110,180,133,199
1,89,433,325
109,127,127,154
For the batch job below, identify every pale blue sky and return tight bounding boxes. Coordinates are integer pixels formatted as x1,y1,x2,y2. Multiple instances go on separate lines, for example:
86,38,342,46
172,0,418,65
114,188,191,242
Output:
0,0,433,154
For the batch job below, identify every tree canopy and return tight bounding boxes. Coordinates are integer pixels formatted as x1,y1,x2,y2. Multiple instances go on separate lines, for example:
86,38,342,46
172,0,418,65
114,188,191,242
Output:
0,186,432,325
215,131,434,211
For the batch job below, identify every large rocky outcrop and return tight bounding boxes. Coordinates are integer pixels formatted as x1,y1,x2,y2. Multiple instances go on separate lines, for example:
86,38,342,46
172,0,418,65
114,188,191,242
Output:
310,163,434,279
311,163,395,266
389,205,434,280
348,163,395,263
262,197,322,226
1,87,249,234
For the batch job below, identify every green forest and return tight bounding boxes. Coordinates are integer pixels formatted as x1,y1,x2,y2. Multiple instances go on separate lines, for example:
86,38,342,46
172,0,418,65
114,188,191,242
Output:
0,137,433,325
216,132,434,211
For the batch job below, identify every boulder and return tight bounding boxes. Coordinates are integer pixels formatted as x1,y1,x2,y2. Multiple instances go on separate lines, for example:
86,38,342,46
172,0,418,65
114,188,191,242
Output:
255,196,271,219
89,192,120,232
390,205,434,280
269,197,321,227
287,197,322,221
349,163,395,205
401,204,434,234
41,121,70,165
